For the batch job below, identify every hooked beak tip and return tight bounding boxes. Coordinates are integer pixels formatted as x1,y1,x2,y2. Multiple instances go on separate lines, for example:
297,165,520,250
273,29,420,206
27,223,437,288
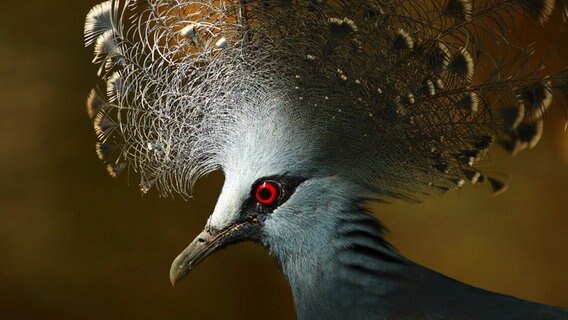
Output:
169,269,179,287
170,266,189,286
169,254,191,287
169,229,215,287
169,267,178,286
168,221,257,287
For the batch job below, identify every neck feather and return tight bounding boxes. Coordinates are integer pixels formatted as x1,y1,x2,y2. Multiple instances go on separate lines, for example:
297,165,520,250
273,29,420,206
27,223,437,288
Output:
267,205,567,320
270,205,410,319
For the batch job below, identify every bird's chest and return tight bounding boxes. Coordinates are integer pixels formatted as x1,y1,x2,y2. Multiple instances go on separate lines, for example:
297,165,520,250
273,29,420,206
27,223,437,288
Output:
286,262,394,320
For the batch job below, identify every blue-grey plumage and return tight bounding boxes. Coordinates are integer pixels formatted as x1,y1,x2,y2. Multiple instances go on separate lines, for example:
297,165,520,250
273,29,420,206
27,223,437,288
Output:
84,0,567,319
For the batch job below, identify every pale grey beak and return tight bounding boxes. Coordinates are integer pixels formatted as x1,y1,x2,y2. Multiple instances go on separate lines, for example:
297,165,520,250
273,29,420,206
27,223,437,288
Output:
169,229,219,286
169,217,261,286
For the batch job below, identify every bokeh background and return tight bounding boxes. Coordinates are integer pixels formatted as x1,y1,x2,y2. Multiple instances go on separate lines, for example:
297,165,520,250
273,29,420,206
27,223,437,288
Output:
1,1,567,319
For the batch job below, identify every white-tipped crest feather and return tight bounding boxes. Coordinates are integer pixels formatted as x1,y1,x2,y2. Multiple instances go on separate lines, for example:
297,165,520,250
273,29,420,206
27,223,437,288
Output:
83,0,568,201
84,1,116,46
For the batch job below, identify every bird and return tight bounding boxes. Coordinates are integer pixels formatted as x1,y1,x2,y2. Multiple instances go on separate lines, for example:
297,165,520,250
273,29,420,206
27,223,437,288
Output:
84,0,568,319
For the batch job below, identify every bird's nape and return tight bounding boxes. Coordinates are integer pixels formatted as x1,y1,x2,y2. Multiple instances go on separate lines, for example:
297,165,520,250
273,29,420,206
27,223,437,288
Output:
83,0,568,319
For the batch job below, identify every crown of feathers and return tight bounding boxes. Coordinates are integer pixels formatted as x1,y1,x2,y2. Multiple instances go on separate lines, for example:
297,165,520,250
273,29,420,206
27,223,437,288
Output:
85,0,568,201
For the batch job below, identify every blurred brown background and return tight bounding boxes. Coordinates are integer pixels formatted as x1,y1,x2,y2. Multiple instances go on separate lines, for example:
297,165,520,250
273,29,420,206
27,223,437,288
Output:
0,1,567,319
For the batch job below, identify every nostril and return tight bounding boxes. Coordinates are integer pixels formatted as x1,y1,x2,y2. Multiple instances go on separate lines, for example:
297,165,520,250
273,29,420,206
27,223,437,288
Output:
197,238,207,244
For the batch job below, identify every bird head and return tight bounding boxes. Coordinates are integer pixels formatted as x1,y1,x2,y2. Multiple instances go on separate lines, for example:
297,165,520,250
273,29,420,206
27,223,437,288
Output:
168,103,365,284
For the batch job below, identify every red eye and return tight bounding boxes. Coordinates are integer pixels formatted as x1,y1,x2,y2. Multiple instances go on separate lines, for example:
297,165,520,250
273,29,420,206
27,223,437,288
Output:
255,181,279,206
